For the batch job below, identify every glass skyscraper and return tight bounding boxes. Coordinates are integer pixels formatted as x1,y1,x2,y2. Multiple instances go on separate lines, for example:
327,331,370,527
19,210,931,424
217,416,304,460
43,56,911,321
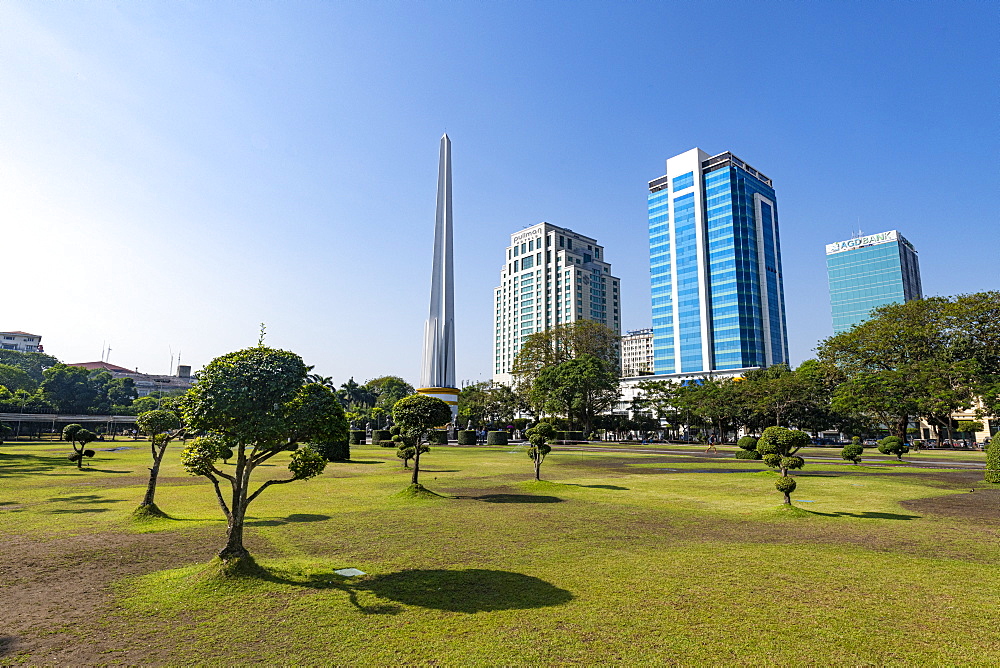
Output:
648,148,789,375
826,230,922,334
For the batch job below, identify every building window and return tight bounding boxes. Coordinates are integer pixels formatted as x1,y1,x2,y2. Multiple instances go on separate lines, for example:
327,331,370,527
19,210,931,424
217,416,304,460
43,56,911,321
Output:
672,171,695,191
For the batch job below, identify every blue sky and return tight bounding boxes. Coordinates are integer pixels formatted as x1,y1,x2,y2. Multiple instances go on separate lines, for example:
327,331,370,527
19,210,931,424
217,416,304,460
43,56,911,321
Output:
1,1,996,386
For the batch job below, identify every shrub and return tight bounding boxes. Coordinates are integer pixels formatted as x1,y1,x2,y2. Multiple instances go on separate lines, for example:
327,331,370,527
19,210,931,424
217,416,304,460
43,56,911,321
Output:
851,436,862,445
487,431,508,445
781,456,804,470
842,443,864,464
877,436,909,460
314,440,350,462
457,430,476,445
371,430,391,446
737,436,758,451
734,449,762,460
389,425,401,436
986,439,1000,483
762,453,781,468
427,430,449,445
775,476,797,494
349,430,366,445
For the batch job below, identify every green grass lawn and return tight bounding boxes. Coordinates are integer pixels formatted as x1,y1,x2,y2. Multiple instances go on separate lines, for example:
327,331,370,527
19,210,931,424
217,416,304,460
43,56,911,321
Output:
2,438,999,664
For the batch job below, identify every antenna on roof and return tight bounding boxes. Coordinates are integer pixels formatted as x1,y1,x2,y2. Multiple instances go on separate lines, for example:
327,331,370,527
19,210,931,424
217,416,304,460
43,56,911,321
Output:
169,346,174,377
106,346,112,364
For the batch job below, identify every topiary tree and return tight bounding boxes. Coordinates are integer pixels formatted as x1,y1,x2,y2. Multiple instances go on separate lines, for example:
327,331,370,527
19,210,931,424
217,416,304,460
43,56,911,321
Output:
985,438,1000,483
735,435,762,460
393,433,428,469
525,422,557,481
63,423,98,469
756,426,810,504
841,441,864,465
179,344,343,566
877,436,909,461
135,409,183,516
392,394,452,488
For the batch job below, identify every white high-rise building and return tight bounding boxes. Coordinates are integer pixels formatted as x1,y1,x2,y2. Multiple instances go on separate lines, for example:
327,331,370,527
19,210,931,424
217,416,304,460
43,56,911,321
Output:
620,328,654,377
493,223,621,384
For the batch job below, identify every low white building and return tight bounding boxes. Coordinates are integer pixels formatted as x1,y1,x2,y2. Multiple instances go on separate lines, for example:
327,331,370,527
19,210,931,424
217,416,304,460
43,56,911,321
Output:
0,331,43,353
68,361,195,397
621,328,654,377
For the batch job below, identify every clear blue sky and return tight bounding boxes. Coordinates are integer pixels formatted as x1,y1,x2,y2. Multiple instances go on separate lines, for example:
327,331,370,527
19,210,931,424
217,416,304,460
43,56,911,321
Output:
1,1,996,386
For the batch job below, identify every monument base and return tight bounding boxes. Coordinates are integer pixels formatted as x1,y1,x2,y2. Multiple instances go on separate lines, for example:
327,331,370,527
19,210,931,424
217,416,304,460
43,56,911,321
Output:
416,386,460,425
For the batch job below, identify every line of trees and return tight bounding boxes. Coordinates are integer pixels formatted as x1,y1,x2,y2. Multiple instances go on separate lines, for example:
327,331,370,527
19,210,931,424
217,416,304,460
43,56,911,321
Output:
635,292,1000,443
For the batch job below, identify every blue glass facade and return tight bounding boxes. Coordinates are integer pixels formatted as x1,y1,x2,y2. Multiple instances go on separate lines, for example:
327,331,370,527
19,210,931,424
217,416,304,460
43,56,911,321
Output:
648,150,789,375
827,233,921,334
648,184,674,373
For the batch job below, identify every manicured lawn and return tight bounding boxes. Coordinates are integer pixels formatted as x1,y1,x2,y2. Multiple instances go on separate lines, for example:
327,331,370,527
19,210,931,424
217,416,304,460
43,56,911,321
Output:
2,439,999,664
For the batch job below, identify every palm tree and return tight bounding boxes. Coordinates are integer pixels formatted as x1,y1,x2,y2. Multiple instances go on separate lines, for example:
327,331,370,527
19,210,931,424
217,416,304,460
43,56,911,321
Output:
306,373,335,389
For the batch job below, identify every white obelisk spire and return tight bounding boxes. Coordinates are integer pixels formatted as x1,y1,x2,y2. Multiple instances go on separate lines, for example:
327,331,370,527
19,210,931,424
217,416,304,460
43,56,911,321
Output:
418,135,458,417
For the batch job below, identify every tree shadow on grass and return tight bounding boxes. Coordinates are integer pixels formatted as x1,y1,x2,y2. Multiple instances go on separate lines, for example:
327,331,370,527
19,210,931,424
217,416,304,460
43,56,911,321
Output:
49,495,125,504
0,452,67,477
355,569,574,613
345,460,384,465
0,635,19,658
50,508,114,514
465,493,564,504
420,469,460,473
563,483,629,490
248,513,332,527
810,510,921,520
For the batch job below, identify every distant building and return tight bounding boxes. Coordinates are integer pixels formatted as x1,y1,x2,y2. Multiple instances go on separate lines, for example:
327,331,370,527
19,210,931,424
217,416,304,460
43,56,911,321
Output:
648,148,789,376
494,222,621,384
621,328,654,377
826,230,922,334
68,361,194,397
0,331,43,353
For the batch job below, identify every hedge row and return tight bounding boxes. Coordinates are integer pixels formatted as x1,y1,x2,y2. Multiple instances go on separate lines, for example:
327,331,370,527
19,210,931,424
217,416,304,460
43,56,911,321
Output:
427,430,449,445
734,449,762,460
487,431,508,446
349,430,366,445
457,430,476,445
371,429,391,446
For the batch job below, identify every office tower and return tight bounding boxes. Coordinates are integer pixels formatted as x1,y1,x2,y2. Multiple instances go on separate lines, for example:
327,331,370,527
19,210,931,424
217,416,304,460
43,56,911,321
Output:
621,328,654,377
826,230,922,335
493,223,621,384
417,134,458,419
648,148,789,375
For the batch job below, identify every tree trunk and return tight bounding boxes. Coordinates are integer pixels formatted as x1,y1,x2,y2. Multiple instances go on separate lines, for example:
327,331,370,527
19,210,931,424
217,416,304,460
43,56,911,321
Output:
783,490,791,504
219,505,249,561
411,447,421,485
141,442,166,507
219,451,251,562
534,454,541,481
75,443,83,470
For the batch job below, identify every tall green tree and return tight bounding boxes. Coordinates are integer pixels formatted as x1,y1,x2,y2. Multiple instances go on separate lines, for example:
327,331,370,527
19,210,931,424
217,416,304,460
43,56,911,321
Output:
0,350,60,383
531,355,620,435
0,363,38,393
365,376,416,411
179,345,336,565
512,321,620,396
392,394,452,487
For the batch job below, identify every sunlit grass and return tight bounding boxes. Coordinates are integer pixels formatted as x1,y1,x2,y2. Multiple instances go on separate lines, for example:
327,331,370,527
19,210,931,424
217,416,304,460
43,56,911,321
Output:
3,438,998,663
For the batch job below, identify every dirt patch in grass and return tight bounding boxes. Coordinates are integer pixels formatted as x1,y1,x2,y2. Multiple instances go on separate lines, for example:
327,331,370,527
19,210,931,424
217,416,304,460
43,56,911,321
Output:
901,489,1000,522
0,527,271,664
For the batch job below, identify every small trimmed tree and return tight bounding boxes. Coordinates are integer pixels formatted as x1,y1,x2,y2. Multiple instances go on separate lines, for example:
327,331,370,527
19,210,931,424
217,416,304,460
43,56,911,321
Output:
877,436,909,461
392,394,452,487
135,409,183,516
64,423,98,469
178,344,343,566
735,435,761,460
841,438,864,465
985,438,1000,483
525,422,557,481
756,426,810,504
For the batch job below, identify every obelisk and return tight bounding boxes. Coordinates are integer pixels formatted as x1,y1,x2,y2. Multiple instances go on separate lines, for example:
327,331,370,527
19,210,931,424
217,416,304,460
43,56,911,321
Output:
417,134,458,422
